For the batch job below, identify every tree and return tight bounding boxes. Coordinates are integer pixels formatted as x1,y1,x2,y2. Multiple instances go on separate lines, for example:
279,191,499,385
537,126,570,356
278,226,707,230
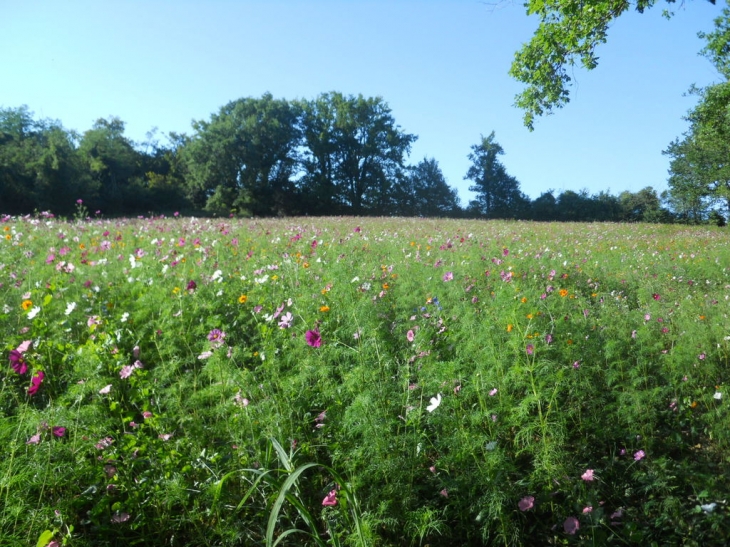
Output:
298,92,417,215
396,157,461,217
665,2,730,219
510,0,718,129
465,132,528,218
183,93,302,216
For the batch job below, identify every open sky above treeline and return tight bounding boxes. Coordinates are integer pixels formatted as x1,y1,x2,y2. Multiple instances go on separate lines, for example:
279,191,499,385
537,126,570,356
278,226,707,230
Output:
2,0,724,203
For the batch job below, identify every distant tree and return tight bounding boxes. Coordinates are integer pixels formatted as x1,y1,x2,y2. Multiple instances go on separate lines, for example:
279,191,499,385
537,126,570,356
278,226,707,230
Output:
298,92,417,215
397,157,460,217
529,190,558,221
78,117,145,214
182,93,302,216
0,106,96,215
618,187,670,222
465,132,528,218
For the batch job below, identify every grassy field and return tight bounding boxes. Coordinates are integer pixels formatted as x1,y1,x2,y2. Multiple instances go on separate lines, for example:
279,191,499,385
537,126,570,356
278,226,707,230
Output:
2,213,730,546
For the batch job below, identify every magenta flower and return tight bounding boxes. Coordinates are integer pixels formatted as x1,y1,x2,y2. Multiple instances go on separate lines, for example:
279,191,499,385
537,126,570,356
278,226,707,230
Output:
9,350,27,375
52,426,66,437
563,516,580,535
207,329,226,347
518,496,535,511
525,344,534,355
305,329,322,348
186,280,197,291
322,489,337,506
652,293,660,300
28,370,45,396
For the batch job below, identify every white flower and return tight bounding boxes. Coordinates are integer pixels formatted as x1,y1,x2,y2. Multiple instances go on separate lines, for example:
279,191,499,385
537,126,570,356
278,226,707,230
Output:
426,393,442,413
211,269,223,282
65,302,77,315
99,384,112,395
198,351,213,360
701,502,717,513
714,392,722,400
255,275,269,284
27,306,41,319
121,312,129,322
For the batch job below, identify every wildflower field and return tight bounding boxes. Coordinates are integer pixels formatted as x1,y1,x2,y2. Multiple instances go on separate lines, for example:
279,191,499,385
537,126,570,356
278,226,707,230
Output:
2,213,730,546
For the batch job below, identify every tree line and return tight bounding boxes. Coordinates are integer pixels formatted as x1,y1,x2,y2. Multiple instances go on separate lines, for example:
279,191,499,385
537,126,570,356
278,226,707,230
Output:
0,94,717,223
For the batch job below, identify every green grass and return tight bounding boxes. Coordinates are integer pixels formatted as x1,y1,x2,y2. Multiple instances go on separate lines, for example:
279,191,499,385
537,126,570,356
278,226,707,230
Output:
1,216,729,546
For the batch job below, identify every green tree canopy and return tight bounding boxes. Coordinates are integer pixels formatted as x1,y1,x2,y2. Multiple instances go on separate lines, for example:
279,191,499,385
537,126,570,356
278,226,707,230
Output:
465,132,528,218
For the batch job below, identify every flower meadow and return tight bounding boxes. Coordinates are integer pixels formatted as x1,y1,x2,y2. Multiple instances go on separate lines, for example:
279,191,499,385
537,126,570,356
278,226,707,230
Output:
2,213,730,546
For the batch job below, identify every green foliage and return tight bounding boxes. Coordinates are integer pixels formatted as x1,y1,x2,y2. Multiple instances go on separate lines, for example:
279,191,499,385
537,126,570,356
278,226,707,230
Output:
1,216,730,545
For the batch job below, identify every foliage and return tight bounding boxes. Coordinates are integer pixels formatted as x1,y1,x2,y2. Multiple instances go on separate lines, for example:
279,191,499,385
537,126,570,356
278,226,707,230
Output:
1,215,730,546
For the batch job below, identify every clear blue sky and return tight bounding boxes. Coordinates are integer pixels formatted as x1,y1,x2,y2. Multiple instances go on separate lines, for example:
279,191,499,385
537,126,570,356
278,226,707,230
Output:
2,0,724,204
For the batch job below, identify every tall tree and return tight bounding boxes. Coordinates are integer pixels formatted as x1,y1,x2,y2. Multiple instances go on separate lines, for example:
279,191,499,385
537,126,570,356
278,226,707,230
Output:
298,92,417,215
465,132,528,218
183,93,302,216
665,2,730,218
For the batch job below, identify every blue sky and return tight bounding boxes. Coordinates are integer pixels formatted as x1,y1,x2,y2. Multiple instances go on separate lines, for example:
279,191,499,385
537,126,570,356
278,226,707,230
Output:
2,0,724,204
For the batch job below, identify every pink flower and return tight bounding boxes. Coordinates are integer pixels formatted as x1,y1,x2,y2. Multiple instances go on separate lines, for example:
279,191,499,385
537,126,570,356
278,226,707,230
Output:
489,388,498,396
518,496,535,511
305,329,322,348
652,293,660,301
322,489,337,506
26,433,41,445
443,271,454,282
142,411,153,419
429,466,436,473
52,426,66,437
583,506,593,514
439,488,449,498
525,344,534,355
110,512,130,524
16,340,32,353
581,469,594,481
28,370,45,396
563,516,580,534
634,450,645,461
406,329,415,342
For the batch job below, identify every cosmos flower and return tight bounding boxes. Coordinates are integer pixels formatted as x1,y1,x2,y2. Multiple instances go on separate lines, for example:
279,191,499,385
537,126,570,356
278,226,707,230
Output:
518,496,534,511
322,490,337,506
9,350,27,374
426,393,442,412
305,329,322,348
28,370,45,396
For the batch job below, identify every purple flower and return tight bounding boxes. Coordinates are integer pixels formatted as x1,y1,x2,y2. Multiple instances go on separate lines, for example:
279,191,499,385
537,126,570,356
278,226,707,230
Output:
322,489,337,506
52,426,66,437
563,516,580,535
525,344,534,355
186,280,197,291
305,329,322,348
443,271,454,282
518,496,534,511
28,370,45,396
9,350,27,375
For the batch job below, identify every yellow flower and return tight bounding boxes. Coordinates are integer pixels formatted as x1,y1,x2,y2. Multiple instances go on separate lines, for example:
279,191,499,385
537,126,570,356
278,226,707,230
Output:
271,275,279,281
303,262,310,269
21,299,33,310
520,297,527,304
506,324,513,332
320,305,330,313
238,294,247,304
172,287,180,295
526,313,534,319
4,234,10,241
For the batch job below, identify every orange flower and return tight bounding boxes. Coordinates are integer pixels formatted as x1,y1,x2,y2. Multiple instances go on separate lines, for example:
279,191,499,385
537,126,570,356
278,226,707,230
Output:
559,289,568,297
526,313,534,319
320,305,330,313
506,324,513,332
520,297,527,304
302,262,310,269
21,299,33,310
382,283,389,290
238,294,247,304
